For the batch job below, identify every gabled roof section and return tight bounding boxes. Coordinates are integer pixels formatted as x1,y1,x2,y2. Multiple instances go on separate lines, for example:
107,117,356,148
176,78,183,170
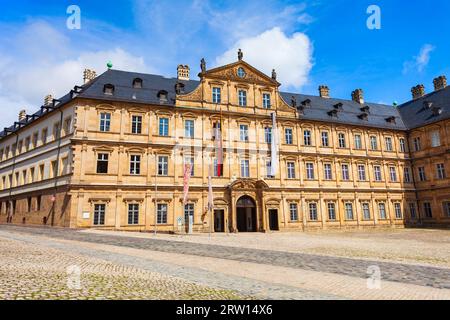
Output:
200,60,280,87
397,86,450,129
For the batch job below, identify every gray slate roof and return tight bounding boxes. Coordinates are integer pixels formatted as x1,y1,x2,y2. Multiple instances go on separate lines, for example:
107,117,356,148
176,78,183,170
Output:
2,68,449,139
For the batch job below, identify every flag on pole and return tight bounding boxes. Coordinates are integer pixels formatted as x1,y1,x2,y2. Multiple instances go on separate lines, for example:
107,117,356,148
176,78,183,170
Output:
214,122,224,177
270,112,279,177
207,170,214,212
183,163,192,205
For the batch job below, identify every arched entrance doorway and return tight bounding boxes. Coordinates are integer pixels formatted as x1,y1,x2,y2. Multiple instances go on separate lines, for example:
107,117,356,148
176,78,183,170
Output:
236,196,257,232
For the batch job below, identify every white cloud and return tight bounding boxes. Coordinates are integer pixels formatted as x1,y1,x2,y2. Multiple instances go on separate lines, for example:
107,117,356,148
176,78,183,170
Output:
0,21,152,128
215,27,313,89
403,44,435,74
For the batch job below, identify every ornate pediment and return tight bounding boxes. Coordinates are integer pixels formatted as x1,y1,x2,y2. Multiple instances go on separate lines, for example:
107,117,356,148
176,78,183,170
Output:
201,61,280,87
229,179,269,190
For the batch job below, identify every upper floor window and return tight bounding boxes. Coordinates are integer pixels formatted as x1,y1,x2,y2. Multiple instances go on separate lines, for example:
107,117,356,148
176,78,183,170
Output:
185,120,195,138
321,132,329,147
159,118,169,136
237,67,246,78
99,113,111,132
239,124,249,142
262,93,271,109
431,131,441,147
97,153,109,174
358,165,366,181
103,84,115,95
374,165,382,182
341,164,350,181
32,132,39,148
324,163,333,180
63,117,72,135
212,87,221,104
266,161,273,178
158,156,169,176
354,134,362,150
130,155,141,175
370,136,378,150
404,167,412,183
264,127,272,144
184,156,195,176
42,128,48,144
287,162,296,179
53,122,61,139
131,115,142,134
389,166,397,182
437,163,446,179
306,163,315,180
304,130,312,146
385,137,393,151
238,90,247,107
285,128,293,145
132,78,143,89
418,167,426,181
338,133,346,148
413,137,421,151
399,138,406,153
241,159,250,178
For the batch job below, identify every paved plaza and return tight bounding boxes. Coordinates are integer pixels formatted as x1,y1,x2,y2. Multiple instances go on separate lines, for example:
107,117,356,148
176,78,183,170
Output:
0,225,449,300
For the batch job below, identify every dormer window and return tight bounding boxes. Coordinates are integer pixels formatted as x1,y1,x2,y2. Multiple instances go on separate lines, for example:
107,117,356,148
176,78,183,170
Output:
385,116,396,124
157,90,168,103
358,113,369,121
333,103,343,110
432,106,442,116
423,101,433,109
103,84,115,95
301,99,311,107
175,82,185,95
360,106,370,113
132,78,143,89
328,109,339,118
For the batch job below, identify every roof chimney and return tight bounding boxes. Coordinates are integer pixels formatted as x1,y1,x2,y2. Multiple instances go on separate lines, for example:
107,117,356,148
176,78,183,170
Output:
177,65,190,81
433,76,447,91
351,89,364,104
83,69,97,84
44,94,53,106
411,84,425,100
18,110,27,122
319,85,330,99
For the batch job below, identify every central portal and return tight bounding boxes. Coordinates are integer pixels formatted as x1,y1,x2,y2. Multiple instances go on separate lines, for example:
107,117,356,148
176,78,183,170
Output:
236,196,257,232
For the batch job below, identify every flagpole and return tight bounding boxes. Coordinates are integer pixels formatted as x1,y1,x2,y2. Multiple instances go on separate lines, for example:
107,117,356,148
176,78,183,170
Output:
154,154,157,236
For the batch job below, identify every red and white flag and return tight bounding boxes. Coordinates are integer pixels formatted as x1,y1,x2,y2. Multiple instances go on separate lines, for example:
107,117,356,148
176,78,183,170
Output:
214,123,223,177
183,163,192,205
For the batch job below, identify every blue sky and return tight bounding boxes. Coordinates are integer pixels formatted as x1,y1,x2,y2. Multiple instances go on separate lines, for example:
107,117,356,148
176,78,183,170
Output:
1,0,449,127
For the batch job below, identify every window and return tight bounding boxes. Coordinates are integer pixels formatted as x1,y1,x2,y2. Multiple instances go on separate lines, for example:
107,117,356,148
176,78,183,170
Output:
97,153,109,174
379,203,387,219
130,155,141,175
338,133,346,148
157,204,168,224
185,120,195,138
64,117,72,135
133,78,143,89
159,118,169,136
389,167,397,182
264,127,272,144
239,125,249,142
238,90,247,106
25,137,31,152
266,161,273,178
53,122,61,139
409,203,417,219
362,203,371,220
321,132,329,147
374,165,382,182
27,197,32,212
437,163,446,180
324,163,332,180
285,128,293,145
30,167,35,183
399,138,406,153
404,167,411,183
418,167,426,182
423,202,432,218
354,134,362,149
413,137,421,152
51,161,58,178
103,84,114,95
185,204,194,225
93,204,106,225
309,203,318,221
131,115,142,134
263,93,271,109
345,203,354,220
99,113,111,132
37,195,42,211
370,136,378,150
32,132,39,148
443,202,450,218
431,131,441,147
39,164,45,181
394,203,402,219
358,165,366,181
385,137,393,151
341,164,350,181
213,158,223,177
158,156,168,176
17,140,23,154
306,163,315,180
241,160,250,178
128,203,139,225
287,162,296,179
304,130,312,146
42,128,48,144
328,203,336,220
289,203,298,221
61,157,69,175
212,87,221,104
237,67,246,78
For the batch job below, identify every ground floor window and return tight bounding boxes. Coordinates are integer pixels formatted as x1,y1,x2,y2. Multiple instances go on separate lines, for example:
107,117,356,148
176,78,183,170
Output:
443,202,450,218
378,203,387,220
423,202,432,218
93,204,106,225
409,203,417,219
289,203,298,221
309,203,318,221
184,203,194,223
128,203,139,225
157,203,168,224
345,203,354,220
362,203,371,220
327,202,336,221
394,203,402,219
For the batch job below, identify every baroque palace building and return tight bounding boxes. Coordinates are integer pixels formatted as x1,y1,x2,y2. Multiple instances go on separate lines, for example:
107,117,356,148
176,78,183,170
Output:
0,50,449,232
